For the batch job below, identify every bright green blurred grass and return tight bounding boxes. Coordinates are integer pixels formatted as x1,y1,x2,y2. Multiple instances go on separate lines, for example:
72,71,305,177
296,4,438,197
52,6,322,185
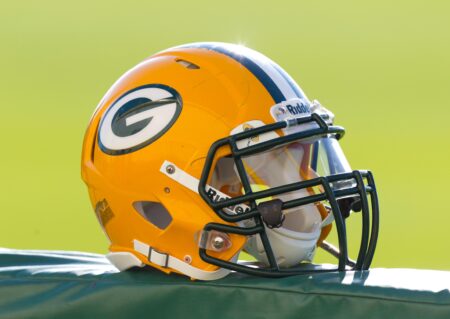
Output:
0,1,449,270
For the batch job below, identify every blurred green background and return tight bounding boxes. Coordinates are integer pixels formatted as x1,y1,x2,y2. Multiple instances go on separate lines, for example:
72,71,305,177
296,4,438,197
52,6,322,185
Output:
0,1,449,270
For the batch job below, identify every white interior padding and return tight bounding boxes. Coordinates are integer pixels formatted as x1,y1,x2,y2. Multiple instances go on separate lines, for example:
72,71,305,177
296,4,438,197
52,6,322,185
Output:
210,142,323,267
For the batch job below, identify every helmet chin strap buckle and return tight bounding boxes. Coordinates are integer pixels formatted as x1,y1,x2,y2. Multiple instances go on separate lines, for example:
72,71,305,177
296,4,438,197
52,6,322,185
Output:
257,199,285,229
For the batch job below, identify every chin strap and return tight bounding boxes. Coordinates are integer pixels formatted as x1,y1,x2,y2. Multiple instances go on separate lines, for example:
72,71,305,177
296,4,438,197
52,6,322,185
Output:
106,239,232,281
133,240,232,281
160,160,250,215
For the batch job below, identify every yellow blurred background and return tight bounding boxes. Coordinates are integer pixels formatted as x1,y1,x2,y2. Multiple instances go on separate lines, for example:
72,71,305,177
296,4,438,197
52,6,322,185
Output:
0,1,449,270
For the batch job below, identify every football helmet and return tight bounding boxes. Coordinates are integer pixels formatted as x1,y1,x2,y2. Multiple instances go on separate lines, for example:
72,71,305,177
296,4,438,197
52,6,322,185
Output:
81,42,379,280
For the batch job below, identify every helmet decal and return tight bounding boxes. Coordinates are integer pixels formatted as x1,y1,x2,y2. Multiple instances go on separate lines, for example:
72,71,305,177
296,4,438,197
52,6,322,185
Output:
98,84,182,155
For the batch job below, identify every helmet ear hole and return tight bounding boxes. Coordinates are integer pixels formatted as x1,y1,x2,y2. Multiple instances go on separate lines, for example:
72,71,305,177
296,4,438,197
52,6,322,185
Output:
133,201,172,230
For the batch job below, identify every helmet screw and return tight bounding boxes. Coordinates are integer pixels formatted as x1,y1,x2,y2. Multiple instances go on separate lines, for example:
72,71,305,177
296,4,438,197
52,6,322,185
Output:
212,236,225,250
183,255,192,264
276,107,286,116
166,164,175,174
164,187,170,193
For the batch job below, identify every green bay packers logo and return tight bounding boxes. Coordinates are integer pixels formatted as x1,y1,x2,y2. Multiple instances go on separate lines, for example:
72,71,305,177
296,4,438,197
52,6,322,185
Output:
98,84,182,155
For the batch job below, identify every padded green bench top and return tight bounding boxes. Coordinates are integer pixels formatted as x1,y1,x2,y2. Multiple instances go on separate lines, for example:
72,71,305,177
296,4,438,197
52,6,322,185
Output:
0,248,449,318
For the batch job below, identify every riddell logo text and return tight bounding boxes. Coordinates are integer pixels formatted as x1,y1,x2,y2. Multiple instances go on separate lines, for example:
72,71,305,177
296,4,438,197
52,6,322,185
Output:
206,188,250,214
286,103,310,116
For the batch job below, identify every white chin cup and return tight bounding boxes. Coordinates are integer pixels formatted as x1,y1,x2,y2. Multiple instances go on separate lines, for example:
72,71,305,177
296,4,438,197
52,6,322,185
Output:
244,204,322,268
244,226,320,267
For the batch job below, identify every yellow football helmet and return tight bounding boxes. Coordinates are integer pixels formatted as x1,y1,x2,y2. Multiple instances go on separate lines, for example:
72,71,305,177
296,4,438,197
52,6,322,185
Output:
81,43,379,280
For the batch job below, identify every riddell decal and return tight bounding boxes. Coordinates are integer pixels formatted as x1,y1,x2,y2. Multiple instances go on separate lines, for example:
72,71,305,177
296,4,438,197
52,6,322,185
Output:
285,102,310,116
270,98,311,121
205,187,251,214
98,84,182,155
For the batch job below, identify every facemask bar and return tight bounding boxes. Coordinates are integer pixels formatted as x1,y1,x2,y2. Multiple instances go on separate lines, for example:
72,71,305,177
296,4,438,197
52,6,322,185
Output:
198,113,379,277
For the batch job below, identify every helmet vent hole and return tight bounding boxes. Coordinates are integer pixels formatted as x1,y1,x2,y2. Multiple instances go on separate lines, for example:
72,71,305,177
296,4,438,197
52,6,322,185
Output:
176,59,200,69
133,201,172,230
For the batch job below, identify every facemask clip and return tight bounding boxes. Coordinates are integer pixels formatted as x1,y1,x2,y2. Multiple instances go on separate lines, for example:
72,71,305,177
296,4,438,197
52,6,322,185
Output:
198,230,232,252
257,199,285,229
